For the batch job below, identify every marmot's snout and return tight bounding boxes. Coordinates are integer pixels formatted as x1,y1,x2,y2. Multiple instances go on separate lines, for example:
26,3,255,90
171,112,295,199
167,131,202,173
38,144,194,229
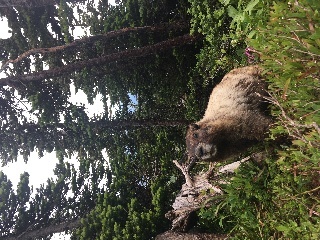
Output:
195,143,217,161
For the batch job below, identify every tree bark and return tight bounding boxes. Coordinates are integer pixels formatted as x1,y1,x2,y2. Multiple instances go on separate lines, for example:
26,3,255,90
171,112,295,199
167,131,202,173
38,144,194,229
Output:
3,218,81,240
155,231,228,240
162,153,266,233
14,119,192,133
0,34,199,86
1,21,189,70
0,0,85,7
93,119,193,129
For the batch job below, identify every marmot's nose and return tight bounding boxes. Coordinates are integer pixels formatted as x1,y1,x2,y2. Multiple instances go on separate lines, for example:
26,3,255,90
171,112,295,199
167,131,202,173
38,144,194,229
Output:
195,145,204,158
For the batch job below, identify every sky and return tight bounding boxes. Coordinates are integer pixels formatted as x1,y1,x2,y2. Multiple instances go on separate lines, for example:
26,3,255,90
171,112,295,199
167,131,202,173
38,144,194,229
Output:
0,83,104,189
0,1,114,238
0,1,112,190
0,16,105,189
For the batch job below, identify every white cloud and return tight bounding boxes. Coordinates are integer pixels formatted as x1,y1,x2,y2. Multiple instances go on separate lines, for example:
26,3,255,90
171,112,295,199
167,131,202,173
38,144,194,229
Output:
1,152,58,190
0,2,116,238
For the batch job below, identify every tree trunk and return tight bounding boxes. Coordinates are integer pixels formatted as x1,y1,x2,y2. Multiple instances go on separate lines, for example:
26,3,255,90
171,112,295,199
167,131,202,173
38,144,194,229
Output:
1,21,189,71
0,34,199,86
3,218,81,240
15,119,192,132
93,119,192,129
0,0,85,7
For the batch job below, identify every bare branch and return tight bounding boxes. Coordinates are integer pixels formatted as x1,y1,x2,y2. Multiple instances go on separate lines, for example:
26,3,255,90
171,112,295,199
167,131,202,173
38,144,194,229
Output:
173,160,194,187
167,153,262,232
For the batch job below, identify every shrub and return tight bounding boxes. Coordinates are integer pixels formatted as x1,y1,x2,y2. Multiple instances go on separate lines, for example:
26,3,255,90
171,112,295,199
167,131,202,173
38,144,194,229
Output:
197,0,320,238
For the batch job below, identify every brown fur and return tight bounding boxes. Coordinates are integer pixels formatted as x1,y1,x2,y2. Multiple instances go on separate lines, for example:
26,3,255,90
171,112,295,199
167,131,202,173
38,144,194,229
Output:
186,65,272,162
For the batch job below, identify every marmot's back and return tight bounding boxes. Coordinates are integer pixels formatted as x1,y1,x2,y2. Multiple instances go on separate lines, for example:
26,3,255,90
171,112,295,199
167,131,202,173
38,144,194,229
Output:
202,65,267,121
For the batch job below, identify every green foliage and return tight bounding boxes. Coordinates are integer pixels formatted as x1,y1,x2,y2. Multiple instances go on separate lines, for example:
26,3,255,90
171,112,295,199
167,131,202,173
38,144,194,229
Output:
1,0,194,239
0,154,109,238
188,0,271,79
74,128,183,239
250,1,320,238
199,160,275,237
58,0,74,43
0,172,17,237
197,0,320,239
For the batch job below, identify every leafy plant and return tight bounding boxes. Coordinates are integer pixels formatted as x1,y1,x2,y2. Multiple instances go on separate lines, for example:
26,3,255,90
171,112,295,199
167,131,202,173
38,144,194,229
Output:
188,0,271,79
197,0,320,238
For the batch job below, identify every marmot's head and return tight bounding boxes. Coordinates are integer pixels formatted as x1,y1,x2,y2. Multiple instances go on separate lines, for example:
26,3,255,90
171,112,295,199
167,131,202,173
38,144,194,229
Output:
186,119,263,162
186,122,219,162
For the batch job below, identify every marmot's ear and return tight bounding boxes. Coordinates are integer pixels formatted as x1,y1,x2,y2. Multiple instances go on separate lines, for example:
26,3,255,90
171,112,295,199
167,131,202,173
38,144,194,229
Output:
189,123,200,131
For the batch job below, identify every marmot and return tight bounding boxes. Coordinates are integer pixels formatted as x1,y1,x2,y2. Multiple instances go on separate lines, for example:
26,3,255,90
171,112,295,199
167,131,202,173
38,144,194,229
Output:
186,65,272,162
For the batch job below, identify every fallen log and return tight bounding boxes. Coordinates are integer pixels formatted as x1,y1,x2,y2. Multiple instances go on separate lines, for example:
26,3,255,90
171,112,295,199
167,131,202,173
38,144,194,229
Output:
155,231,228,240
163,152,265,233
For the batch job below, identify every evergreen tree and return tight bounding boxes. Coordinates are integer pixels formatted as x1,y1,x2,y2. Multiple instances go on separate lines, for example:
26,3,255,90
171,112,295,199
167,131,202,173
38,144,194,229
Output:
0,0,200,239
0,0,85,8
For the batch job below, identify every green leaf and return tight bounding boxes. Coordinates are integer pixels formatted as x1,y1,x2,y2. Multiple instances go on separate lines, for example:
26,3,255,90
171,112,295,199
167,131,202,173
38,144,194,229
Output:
245,0,260,14
219,0,230,6
276,225,289,232
292,140,306,147
227,5,238,18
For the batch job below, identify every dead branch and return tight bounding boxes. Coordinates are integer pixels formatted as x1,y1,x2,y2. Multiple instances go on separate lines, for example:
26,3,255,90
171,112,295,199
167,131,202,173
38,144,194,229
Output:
155,231,228,240
165,154,263,232
173,160,194,187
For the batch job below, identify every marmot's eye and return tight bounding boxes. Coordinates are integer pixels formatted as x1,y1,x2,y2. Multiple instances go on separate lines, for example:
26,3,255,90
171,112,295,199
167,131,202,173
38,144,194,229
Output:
193,133,198,138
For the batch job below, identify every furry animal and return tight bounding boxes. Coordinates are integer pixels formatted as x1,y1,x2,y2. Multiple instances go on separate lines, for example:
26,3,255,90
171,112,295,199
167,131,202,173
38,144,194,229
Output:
186,65,272,162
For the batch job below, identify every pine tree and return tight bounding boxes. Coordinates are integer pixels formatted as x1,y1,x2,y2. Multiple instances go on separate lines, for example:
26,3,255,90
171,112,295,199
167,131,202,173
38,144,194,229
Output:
1,0,199,239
